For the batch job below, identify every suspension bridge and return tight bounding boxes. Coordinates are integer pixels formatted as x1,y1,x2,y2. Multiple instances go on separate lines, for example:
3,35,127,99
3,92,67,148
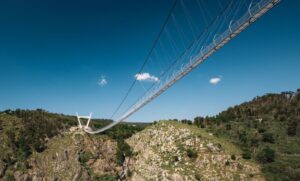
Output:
76,0,280,134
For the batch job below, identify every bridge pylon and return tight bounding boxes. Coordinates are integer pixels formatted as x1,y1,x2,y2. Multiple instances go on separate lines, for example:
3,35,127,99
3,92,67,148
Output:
76,112,93,130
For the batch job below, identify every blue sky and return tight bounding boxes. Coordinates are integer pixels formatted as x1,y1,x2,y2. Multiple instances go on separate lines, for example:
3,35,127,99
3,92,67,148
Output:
0,0,299,122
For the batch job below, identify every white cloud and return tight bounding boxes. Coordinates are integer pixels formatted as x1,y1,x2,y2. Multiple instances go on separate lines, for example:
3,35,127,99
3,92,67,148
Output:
209,76,222,85
135,73,159,82
98,76,107,86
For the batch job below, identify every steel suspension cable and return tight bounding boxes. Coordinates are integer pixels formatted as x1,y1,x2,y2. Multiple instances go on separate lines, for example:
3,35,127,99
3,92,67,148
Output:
109,0,178,119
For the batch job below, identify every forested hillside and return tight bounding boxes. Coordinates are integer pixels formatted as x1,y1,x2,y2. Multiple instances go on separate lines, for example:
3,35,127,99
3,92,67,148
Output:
0,109,147,179
192,89,300,180
0,109,78,178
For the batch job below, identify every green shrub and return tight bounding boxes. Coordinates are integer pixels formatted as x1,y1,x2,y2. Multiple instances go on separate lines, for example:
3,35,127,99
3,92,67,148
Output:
195,174,201,180
262,132,275,143
98,174,116,181
187,148,198,159
256,147,275,163
231,154,236,160
242,150,251,159
127,170,132,177
4,172,14,181
287,120,297,136
225,160,230,166
116,139,132,166
79,151,93,164
173,156,179,162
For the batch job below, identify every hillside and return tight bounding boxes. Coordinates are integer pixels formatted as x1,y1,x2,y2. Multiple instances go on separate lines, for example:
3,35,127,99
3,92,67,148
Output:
0,89,299,180
194,89,300,180
0,110,77,179
0,109,147,180
127,121,263,180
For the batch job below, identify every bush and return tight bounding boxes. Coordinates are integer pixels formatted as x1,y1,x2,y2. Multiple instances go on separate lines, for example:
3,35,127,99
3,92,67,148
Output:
231,154,236,160
173,156,179,162
98,174,116,181
4,172,14,181
256,147,275,163
287,120,297,136
242,150,251,159
195,174,201,180
250,138,259,147
116,139,132,166
127,170,133,177
262,132,275,143
187,148,198,159
258,128,266,133
225,160,230,166
79,151,93,164
226,124,231,130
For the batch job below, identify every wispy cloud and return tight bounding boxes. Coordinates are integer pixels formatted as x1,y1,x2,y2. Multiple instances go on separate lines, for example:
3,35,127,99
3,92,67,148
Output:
135,73,159,82
209,76,222,85
98,76,107,87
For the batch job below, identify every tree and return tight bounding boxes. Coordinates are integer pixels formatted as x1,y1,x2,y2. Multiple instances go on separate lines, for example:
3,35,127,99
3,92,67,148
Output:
256,147,275,163
287,120,297,136
116,139,132,166
226,124,231,130
262,132,275,143
242,150,251,159
181,119,192,125
194,116,204,127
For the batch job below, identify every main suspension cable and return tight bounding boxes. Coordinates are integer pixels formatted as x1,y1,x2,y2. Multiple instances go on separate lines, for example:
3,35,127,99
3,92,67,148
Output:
109,0,178,119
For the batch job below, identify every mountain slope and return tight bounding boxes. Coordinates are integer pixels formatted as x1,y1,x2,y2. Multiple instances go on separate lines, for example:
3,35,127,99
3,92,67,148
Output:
0,110,77,179
26,128,120,180
197,89,300,180
0,109,146,180
127,121,264,181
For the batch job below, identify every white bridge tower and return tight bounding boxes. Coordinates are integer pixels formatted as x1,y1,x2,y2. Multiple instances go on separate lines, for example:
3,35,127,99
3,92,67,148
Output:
76,112,93,131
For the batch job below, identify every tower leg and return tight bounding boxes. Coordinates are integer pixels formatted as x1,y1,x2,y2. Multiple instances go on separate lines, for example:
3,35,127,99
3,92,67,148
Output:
76,112,83,128
85,112,93,129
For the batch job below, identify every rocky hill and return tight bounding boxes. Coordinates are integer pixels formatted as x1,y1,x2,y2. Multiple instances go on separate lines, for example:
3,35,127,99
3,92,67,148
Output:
127,121,264,181
0,112,264,181
21,127,121,180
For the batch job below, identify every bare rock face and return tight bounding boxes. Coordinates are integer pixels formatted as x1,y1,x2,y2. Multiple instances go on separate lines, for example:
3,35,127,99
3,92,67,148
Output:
127,121,265,181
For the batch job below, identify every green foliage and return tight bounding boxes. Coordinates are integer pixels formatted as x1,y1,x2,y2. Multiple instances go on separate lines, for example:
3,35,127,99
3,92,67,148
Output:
256,147,275,164
173,155,179,162
116,139,132,166
0,109,77,176
3,172,14,181
127,170,132,177
186,148,198,159
195,174,201,181
181,119,192,125
194,116,204,128
101,123,148,140
192,90,300,180
97,174,116,181
231,154,236,160
242,150,251,159
79,151,94,164
225,160,230,166
262,132,275,143
287,119,297,136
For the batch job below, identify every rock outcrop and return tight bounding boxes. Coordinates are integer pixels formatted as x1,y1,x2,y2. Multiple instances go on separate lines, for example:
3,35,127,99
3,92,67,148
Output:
127,121,264,181
24,127,120,180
